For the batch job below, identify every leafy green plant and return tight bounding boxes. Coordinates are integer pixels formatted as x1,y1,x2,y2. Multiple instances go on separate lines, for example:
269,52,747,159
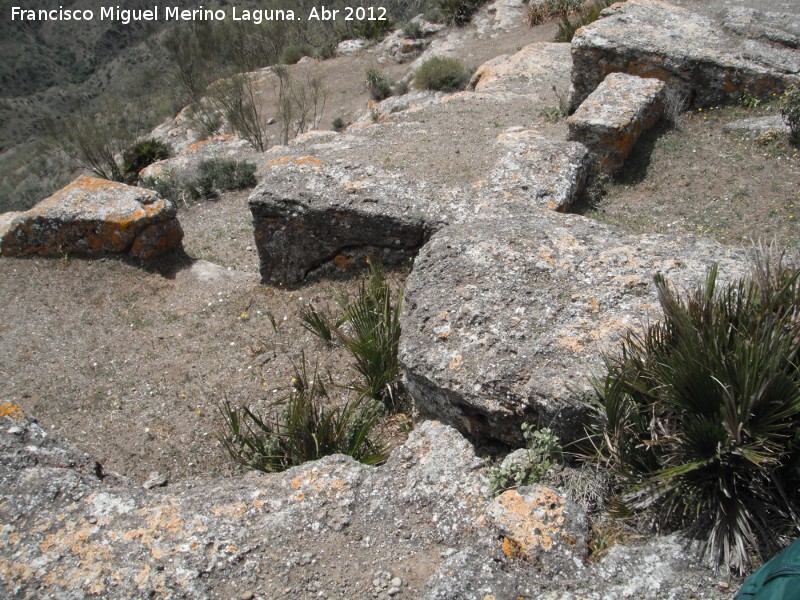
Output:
488,425,564,496
219,358,388,472
781,84,800,144
299,303,337,344
366,69,394,101
122,138,172,183
332,116,347,132
414,56,471,92
588,256,800,574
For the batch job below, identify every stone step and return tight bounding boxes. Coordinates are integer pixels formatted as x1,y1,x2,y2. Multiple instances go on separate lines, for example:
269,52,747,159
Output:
569,0,800,111
567,72,665,174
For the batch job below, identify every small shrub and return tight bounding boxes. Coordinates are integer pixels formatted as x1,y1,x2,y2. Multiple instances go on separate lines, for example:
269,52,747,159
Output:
555,0,614,42
332,116,347,132
281,44,316,65
588,255,800,574
781,84,800,144
393,79,410,96
219,358,388,472
488,425,564,496
414,56,470,92
365,69,394,101
402,20,425,39
195,158,257,197
122,138,172,183
526,0,582,26
437,0,486,26
141,158,256,204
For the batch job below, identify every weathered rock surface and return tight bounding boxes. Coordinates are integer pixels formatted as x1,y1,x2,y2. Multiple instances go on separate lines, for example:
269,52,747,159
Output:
0,176,183,260
470,42,572,101
723,115,792,137
140,134,258,185
0,413,488,598
2,409,735,598
568,73,665,174
569,0,800,110
400,210,748,446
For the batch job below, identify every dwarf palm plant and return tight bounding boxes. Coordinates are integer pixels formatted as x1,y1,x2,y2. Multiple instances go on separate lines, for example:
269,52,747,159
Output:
219,357,388,472
589,256,800,574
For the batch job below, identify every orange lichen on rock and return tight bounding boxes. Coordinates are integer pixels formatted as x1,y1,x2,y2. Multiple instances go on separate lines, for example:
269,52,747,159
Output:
0,402,24,420
486,487,580,561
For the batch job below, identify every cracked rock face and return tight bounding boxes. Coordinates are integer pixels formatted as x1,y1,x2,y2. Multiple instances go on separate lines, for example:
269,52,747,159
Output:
0,176,183,260
399,210,749,446
569,0,800,110
248,137,590,285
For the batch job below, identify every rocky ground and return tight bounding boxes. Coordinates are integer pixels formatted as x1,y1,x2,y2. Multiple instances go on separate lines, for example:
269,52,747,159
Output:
1,0,799,597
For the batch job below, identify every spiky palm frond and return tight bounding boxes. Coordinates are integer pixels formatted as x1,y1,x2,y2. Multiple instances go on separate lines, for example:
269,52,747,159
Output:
589,257,800,574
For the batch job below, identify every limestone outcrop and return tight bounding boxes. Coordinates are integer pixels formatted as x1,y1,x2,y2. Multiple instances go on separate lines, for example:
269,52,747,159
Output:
248,138,590,285
569,0,800,110
0,176,183,260
567,73,666,173
1,410,734,599
399,210,748,446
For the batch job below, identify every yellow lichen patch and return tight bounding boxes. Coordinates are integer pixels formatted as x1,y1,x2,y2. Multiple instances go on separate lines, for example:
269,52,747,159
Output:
0,401,24,420
266,155,322,169
334,254,353,268
501,536,524,558
489,488,573,560
143,501,185,536
449,354,463,371
36,520,113,593
210,501,248,519
295,156,322,167
185,134,234,154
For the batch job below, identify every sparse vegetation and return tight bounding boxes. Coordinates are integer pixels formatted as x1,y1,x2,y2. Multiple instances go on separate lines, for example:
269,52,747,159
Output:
219,357,388,473
588,254,800,574
488,425,564,496
366,69,394,102
122,138,172,184
301,261,404,409
436,0,487,26
558,1,612,42
43,97,142,183
208,73,270,151
332,116,348,132
141,158,256,204
273,65,328,145
414,56,471,92
781,84,800,144
525,0,582,26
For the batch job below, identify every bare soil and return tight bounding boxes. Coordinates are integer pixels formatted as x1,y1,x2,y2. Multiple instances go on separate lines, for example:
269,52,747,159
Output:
0,14,548,485
1,10,798,489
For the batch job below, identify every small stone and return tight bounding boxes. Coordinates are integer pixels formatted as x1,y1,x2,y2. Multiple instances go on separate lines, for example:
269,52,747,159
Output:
240,592,255,600
387,588,400,596
266,117,277,125
143,471,168,489
390,577,402,588
7,426,23,435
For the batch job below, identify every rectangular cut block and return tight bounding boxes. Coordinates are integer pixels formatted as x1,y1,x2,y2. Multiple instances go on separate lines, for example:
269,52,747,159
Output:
569,0,800,111
567,73,665,174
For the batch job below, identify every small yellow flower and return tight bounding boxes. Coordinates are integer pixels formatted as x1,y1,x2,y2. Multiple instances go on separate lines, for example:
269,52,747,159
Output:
240,312,249,320
698,107,703,112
